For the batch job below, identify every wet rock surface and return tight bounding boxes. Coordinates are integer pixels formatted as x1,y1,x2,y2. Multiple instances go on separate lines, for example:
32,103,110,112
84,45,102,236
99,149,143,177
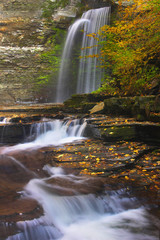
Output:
0,148,51,238
0,149,49,216
0,110,159,239
46,175,104,196
47,138,159,203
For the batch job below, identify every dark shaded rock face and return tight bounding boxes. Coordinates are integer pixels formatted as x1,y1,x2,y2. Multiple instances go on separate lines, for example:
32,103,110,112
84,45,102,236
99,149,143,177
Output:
103,96,160,121
0,123,31,144
64,94,160,122
99,123,160,144
150,80,160,95
81,0,112,8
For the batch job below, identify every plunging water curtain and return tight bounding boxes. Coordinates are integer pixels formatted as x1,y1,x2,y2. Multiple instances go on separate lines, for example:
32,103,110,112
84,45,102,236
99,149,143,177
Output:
56,7,111,103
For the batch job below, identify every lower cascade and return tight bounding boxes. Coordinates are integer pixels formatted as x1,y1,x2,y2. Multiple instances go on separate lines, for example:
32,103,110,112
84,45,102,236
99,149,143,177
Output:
1,119,87,153
0,118,159,240
56,7,110,103
5,166,159,240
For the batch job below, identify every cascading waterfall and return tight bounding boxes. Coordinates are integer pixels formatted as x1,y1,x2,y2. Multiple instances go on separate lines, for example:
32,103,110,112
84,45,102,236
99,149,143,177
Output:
0,117,11,124
56,19,90,103
56,7,110,103
1,119,87,154
0,118,159,240
6,166,159,240
29,119,86,139
77,7,110,94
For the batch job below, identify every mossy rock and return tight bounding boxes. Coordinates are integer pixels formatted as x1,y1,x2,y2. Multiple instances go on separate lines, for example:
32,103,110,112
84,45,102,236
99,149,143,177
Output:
104,97,134,116
82,103,96,113
132,96,159,120
135,124,160,144
100,125,136,142
65,95,160,122
99,123,160,144
85,93,112,102
64,94,88,108
64,93,112,108
102,95,160,122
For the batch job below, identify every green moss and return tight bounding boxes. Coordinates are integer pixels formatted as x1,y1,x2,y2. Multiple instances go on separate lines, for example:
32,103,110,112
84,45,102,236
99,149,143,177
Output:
34,27,66,93
100,125,136,142
42,0,70,20
64,94,88,107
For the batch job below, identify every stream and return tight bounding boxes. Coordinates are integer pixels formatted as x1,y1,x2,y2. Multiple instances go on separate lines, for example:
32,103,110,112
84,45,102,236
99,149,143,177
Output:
0,118,159,240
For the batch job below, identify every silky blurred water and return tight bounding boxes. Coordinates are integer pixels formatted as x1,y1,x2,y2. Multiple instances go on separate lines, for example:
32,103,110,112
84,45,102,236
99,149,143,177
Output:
0,119,159,240
6,165,159,240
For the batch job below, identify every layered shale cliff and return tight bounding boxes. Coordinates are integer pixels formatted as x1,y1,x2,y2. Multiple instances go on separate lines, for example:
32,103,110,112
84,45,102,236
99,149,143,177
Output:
0,0,53,104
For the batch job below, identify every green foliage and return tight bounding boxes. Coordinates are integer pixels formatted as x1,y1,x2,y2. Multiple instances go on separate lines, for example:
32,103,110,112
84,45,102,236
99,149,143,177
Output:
36,75,50,85
94,0,160,96
35,0,79,97
92,76,119,96
42,0,70,20
36,26,66,90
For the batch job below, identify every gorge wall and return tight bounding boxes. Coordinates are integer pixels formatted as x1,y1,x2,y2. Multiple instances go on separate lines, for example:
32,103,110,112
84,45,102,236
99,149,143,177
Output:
0,0,49,104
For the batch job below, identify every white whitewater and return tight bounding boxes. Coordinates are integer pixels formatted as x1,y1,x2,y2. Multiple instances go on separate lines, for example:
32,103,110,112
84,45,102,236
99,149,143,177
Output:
0,117,11,124
1,119,87,154
7,166,159,240
56,7,110,103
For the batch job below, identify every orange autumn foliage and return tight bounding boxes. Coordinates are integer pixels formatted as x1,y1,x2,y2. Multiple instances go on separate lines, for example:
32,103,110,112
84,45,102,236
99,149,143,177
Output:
92,0,160,95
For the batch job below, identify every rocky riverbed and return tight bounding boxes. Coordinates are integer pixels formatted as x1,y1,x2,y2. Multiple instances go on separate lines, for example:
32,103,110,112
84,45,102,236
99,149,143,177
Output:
0,103,159,239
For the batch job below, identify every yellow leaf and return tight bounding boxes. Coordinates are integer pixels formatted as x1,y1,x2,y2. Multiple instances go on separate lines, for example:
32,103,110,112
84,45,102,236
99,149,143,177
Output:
152,175,157,178
125,154,130,157
57,154,64,158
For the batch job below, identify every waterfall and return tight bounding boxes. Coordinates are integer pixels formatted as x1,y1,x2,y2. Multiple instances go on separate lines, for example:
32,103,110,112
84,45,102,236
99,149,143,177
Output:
56,19,90,103
56,7,110,103
0,117,11,124
77,7,110,94
6,167,159,240
1,119,87,153
29,119,87,142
